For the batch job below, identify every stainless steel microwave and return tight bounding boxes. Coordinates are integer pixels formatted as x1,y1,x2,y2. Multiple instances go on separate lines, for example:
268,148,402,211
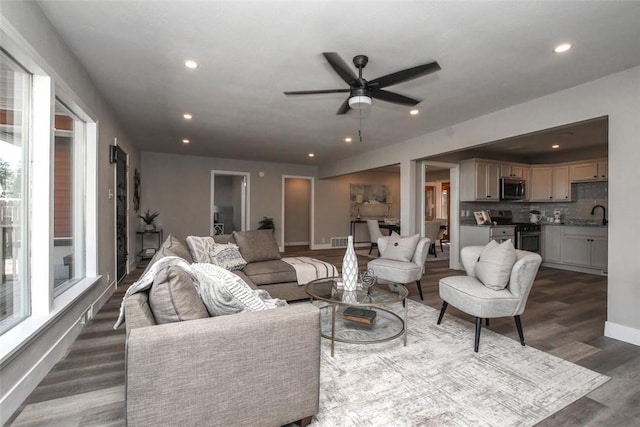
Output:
500,178,526,200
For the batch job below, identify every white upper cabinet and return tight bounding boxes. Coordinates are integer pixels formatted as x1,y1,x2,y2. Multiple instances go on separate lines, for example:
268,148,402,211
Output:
570,159,607,182
460,160,500,202
501,163,527,178
530,165,570,202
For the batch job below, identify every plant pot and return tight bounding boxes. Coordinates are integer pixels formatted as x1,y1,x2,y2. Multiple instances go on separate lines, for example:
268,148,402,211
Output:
144,224,156,231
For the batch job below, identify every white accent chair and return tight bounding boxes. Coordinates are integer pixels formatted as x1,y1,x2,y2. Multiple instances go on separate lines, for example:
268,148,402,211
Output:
424,220,442,257
366,219,384,256
437,245,542,352
367,235,431,300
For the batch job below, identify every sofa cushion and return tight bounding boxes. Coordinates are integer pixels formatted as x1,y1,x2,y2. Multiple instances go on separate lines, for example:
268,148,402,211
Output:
210,243,247,271
149,266,209,324
142,234,193,277
243,260,297,285
381,232,420,262
191,263,268,316
186,235,217,263
233,229,281,263
213,234,233,244
475,239,517,290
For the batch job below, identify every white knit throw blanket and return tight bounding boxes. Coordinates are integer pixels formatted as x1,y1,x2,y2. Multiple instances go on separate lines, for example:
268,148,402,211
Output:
281,256,338,285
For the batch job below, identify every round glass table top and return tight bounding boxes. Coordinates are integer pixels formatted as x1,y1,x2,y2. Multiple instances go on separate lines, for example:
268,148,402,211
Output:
305,276,408,306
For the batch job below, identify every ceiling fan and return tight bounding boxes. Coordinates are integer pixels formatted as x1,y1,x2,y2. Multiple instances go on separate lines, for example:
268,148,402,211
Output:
284,52,441,115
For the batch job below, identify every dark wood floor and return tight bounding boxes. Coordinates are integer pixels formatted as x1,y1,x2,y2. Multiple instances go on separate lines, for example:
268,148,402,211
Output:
6,246,640,426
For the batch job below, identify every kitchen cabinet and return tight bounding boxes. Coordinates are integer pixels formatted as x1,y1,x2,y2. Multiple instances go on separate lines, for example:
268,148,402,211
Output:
560,226,608,271
542,226,562,263
460,225,515,248
597,160,608,180
460,160,500,202
530,165,570,202
570,159,608,182
501,163,527,179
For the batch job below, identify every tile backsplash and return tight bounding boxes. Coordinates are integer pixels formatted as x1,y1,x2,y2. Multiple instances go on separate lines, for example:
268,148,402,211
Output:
460,181,608,224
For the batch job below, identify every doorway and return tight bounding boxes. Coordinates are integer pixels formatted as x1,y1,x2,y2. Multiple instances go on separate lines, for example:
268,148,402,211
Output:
282,176,314,251
210,171,250,235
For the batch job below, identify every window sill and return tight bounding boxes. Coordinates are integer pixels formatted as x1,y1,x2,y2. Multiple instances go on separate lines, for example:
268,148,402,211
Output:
0,276,102,364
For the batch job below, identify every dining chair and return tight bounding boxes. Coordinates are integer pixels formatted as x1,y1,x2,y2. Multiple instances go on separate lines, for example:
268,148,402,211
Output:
366,219,384,255
424,221,442,257
435,218,448,252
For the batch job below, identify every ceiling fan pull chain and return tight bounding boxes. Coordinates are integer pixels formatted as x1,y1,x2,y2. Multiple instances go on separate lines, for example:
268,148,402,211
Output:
359,109,363,142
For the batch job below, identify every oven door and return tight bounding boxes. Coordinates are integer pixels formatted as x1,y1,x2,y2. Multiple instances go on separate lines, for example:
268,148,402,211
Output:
518,231,540,253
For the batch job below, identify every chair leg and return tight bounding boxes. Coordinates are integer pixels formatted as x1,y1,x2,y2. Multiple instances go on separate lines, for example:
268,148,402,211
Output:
416,280,424,300
514,315,525,346
475,317,482,352
485,318,490,327
440,240,444,252
433,243,437,258
437,301,448,324
369,243,373,254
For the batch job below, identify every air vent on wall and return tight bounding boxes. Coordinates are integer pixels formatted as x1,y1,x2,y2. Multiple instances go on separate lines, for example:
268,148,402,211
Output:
331,237,348,248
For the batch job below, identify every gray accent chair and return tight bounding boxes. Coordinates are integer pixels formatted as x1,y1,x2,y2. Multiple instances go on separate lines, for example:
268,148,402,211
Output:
367,236,431,300
437,245,542,352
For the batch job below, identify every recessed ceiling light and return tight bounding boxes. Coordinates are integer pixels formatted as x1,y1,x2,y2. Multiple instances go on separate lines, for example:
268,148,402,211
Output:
183,113,193,120
182,138,190,144
308,153,315,158
410,109,419,116
554,43,572,53
184,60,199,69
552,144,560,149
345,137,352,143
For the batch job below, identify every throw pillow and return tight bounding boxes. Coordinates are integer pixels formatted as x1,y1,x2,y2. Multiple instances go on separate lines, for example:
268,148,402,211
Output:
381,232,421,262
474,239,518,290
149,265,210,324
191,263,268,316
210,243,248,271
186,236,217,263
232,229,281,263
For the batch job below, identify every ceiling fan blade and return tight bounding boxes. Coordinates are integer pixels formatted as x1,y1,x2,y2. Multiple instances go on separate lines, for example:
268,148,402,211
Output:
323,52,359,86
336,97,351,115
371,89,420,106
284,89,351,95
368,61,441,89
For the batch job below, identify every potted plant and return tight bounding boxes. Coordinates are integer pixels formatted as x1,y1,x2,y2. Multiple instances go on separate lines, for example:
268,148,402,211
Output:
138,209,160,231
257,216,275,232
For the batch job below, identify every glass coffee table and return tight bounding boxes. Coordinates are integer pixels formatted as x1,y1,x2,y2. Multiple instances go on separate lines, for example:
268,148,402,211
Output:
305,277,408,357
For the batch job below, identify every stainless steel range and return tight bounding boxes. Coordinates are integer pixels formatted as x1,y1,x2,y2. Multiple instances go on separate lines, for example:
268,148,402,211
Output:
489,210,541,253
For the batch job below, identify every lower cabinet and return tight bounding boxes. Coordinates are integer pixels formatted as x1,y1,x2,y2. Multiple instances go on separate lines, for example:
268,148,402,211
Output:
542,226,562,263
542,225,608,273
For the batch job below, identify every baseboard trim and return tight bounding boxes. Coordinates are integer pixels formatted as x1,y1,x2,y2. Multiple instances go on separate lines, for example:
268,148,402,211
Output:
604,321,640,347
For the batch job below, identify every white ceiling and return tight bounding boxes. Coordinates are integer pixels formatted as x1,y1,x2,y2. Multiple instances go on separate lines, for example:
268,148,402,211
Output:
36,1,640,166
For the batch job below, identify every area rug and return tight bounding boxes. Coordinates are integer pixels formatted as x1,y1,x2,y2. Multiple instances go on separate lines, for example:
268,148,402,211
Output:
310,300,609,426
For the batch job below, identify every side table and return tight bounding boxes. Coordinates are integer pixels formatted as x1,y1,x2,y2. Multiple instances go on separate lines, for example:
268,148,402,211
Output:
137,229,163,260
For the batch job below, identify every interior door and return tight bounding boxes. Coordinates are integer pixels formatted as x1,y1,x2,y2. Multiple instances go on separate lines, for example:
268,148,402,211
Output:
115,146,128,282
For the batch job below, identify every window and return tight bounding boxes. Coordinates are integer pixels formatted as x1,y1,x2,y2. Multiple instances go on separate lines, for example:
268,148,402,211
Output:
0,47,93,336
0,49,30,333
53,101,85,294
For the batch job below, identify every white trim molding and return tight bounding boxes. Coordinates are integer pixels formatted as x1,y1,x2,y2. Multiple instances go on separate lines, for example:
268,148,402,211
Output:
604,321,640,347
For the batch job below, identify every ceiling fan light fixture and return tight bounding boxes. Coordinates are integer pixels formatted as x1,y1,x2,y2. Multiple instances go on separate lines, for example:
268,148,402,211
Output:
348,95,372,109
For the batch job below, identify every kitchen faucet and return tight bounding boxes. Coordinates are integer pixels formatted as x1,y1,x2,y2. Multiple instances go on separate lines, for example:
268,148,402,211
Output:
590,204,608,225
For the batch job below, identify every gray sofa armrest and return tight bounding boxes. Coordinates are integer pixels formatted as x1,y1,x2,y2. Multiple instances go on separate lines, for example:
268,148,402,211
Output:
125,303,320,427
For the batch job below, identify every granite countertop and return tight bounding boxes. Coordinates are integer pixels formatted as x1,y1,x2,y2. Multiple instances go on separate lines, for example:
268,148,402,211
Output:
541,220,608,227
